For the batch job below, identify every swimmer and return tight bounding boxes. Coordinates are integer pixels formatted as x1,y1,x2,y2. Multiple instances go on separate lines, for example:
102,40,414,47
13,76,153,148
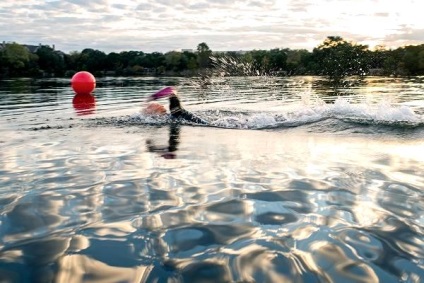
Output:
146,87,208,125
142,102,167,115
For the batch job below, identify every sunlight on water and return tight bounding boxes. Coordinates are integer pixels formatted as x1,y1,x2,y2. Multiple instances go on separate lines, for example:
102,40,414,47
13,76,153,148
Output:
0,76,423,282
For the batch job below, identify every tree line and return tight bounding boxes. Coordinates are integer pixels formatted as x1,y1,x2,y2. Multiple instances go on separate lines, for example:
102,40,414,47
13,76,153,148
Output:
1,36,424,79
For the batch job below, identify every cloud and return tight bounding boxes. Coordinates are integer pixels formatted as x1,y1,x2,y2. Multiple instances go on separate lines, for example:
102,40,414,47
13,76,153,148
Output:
374,12,389,17
383,28,424,47
287,0,313,12
246,0,276,8
64,0,109,11
0,0,423,53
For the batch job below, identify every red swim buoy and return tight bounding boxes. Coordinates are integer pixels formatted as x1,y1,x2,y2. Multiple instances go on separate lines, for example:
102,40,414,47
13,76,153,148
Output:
71,71,96,95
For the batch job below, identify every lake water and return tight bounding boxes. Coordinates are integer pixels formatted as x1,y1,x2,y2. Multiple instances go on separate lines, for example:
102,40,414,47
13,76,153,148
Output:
0,76,423,282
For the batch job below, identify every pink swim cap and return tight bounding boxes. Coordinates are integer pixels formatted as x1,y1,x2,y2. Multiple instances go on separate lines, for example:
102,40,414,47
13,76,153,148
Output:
149,86,176,101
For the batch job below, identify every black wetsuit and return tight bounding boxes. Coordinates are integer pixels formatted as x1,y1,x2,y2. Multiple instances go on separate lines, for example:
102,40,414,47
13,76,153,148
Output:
169,96,208,125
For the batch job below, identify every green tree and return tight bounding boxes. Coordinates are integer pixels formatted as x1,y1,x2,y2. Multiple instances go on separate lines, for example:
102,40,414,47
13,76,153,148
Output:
197,42,212,69
164,51,182,72
185,51,198,72
249,50,270,74
0,43,32,76
80,48,107,74
368,45,386,70
418,49,424,71
36,45,65,76
64,51,80,72
311,36,370,79
118,51,138,69
105,52,122,74
285,49,312,75
382,48,404,76
401,45,424,75
180,51,196,71
268,48,287,73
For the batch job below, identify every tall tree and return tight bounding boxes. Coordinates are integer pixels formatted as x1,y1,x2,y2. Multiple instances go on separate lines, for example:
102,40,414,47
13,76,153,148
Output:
312,36,370,79
249,50,270,74
268,48,287,73
401,45,424,75
0,43,33,76
197,42,212,69
105,52,122,73
285,49,311,75
36,45,65,76
80,48,107,74
165,51,182,72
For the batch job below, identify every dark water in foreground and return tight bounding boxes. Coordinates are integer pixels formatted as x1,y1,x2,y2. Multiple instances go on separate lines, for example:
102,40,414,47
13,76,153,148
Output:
0,76,423,282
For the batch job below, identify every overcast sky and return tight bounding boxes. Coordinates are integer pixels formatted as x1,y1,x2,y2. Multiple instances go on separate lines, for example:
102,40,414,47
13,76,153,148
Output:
1,0,423,54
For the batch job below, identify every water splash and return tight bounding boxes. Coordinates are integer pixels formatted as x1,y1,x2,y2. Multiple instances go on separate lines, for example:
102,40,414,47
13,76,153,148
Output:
85,97,424,134
210,55,259,77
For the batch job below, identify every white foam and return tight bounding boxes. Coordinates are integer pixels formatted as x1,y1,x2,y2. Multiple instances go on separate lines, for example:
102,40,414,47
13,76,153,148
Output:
329,97,421,123
246,113,277,128
212,116,248,129
210,97,422,129
112,97,422,130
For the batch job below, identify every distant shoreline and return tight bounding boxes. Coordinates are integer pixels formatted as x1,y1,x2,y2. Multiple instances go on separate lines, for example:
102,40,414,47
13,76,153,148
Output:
1,37,424,79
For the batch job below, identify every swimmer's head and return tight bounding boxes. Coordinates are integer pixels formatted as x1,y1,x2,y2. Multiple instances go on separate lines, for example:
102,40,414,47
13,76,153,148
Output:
148,86,176,101
142,102,166,115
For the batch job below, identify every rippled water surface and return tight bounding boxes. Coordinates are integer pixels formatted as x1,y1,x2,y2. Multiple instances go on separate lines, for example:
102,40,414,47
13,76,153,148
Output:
0,76,423,282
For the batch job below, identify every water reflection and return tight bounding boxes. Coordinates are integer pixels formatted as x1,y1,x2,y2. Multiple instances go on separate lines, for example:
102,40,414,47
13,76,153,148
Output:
146,124,180,159
57,255,152,283
311,76,368,103
0,78,69,106
0,78,40,94
0,132,422,282
0,77,423,282
72,93,96,115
